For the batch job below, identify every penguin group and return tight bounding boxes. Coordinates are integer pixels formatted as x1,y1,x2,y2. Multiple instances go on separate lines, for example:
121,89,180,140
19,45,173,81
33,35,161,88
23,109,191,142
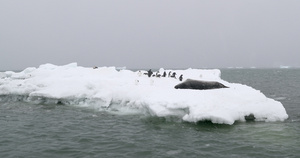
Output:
143,69,183,81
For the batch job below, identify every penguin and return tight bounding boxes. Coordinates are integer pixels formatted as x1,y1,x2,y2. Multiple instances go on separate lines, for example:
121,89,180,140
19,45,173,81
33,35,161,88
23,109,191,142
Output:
162,71,167,77
171,72,177,79
148,69,153,77
179,74,183,81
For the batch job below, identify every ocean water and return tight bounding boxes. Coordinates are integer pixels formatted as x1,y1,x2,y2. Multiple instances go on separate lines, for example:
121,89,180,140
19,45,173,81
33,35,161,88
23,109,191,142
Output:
0,69,299,158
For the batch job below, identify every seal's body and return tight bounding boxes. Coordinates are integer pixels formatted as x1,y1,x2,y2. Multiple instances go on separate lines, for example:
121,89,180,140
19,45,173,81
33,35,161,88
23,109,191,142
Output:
174,79,228,90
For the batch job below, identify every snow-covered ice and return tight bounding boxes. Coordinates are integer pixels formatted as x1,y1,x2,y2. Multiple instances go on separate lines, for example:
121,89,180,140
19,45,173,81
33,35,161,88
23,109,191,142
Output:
0,63,288,124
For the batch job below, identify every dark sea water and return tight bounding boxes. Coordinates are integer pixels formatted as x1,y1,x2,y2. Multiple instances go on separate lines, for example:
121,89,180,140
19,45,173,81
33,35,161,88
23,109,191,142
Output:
1,69,299,158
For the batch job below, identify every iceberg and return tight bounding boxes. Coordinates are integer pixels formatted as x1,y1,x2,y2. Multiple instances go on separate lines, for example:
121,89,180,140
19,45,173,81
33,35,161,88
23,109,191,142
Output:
280,65,290,69
0,63,288,124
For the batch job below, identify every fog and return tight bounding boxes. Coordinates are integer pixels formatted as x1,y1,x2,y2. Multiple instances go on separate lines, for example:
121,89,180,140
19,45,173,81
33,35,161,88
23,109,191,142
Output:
1,0,300,70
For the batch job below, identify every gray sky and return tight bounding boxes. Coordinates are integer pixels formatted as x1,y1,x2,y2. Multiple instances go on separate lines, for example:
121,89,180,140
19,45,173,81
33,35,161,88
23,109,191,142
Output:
1,0,300,70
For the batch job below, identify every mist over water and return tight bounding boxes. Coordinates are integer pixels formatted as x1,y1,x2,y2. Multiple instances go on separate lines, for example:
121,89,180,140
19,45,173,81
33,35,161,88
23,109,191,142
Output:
1,68,299,158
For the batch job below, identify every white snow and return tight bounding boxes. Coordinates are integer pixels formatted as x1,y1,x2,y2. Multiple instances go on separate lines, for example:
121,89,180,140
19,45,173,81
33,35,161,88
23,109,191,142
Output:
0,63,288,124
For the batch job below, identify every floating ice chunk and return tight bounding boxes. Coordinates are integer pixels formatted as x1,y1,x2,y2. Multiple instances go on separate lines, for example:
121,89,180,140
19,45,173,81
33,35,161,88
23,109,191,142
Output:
0,63,288,124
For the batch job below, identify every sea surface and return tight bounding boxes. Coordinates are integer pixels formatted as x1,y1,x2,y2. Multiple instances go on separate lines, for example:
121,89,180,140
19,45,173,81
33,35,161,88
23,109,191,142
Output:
0,68,299,158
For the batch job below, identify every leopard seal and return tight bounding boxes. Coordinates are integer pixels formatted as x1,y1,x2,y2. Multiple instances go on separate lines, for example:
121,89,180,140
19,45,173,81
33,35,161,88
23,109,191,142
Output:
174,79,228,90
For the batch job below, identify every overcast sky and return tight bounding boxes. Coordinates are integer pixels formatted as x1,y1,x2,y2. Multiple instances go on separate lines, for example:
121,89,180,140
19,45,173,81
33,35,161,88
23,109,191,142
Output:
1,0,300,70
